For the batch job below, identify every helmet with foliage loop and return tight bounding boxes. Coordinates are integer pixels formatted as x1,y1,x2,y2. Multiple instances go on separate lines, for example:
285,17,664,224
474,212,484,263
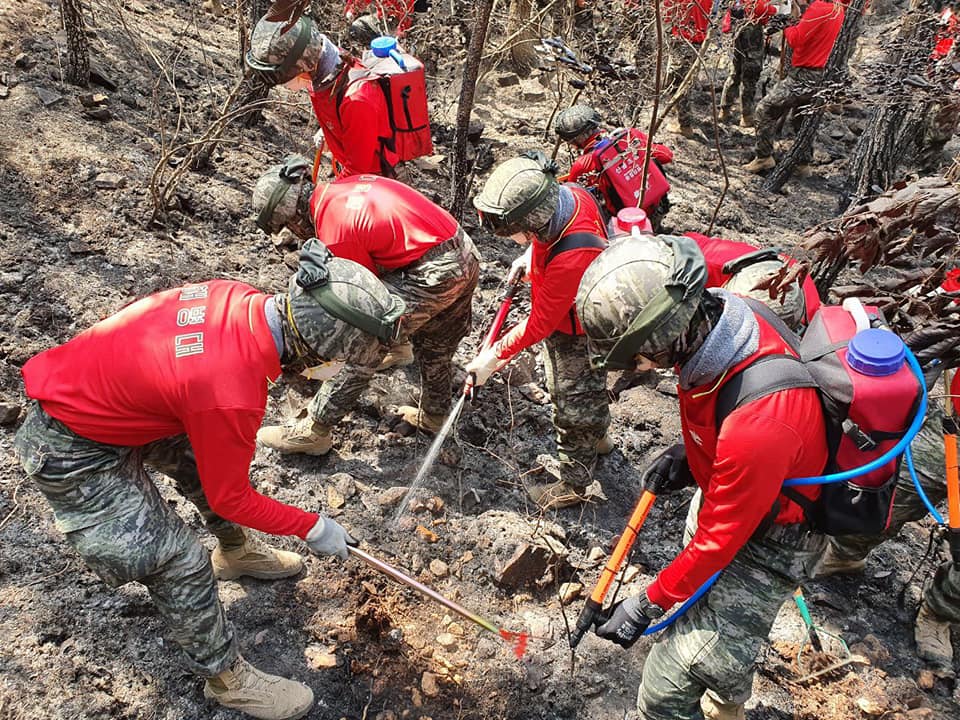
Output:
724,254,805,330
576,234,708,370
472,156,560,236
246,16,339,85
554,104,602,146
253,155,313,234
285,240,406,366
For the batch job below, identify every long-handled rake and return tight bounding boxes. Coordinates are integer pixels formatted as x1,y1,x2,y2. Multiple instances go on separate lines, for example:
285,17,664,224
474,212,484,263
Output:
793,587,866,683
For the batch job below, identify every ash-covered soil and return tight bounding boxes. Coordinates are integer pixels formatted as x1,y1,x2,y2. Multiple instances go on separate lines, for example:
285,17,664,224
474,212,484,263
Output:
1,1,958,719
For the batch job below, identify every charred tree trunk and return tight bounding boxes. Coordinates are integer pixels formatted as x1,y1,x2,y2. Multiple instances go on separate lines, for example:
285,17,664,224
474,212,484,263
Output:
451,0,495,221
841,2,937,208
507,0,540,76
61,0,90,87
762,0,867,193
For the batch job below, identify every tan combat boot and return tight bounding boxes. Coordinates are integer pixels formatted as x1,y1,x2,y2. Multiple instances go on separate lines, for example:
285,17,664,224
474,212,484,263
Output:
915,601,955,677
377,342,415,371
397,404,446,433
596,433,615,456
701,692,745,720
743,156,775,173
257,417,332,456
212,532,304,581
812,542,866,579
204,655,314,720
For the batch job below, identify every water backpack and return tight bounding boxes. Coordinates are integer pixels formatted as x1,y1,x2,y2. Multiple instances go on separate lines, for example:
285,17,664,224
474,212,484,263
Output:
591,130,671,215
347,36,433,163
716,298,924,536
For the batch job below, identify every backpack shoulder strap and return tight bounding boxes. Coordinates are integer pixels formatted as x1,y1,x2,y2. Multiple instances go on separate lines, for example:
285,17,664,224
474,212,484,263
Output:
739,296,802,354
715,354,817,427
545,232,606,268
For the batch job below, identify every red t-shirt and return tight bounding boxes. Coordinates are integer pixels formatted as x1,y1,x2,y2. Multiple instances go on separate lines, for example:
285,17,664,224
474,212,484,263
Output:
785,0,845,69
685,232,821,324
646,315,828,609
310,175,460,275
21,280,318,539
722,0,778,31
309,59,397,177
664,0,713,43
496,186,608,360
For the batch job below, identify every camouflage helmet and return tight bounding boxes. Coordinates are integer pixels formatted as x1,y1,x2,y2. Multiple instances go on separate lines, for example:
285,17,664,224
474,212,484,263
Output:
724,258,805,330
555,104,602,146
253,155,313,235
246,16,340,85
285,240,406,367
576,234,708,370
473,156,560,236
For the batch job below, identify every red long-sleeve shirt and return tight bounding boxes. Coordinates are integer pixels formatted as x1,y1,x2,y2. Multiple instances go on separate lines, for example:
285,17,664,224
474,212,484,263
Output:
664,0,713,44
310,175,460,275
645,315,828,609
685,232,821,323
786,0,845,69
21,281,319,540
309,58,397,177
495,186,607,360
722,0,777,31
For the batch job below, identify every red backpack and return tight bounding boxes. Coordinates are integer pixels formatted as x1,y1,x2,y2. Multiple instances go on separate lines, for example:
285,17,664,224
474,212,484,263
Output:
351,38,433,163
592,130,671,214
717,299,924,535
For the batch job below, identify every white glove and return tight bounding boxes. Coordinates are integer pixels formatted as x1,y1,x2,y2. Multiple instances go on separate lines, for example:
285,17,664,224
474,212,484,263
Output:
314,127,325,148
508,246,533,284
305,515,356,561
465,344,505,387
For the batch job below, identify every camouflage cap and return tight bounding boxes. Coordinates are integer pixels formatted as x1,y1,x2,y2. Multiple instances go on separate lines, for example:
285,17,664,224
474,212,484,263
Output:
473,157,560,236
576,234,707,370
285,240,406,367
247,16,340,85
252,155,313,234
725,259,805,330
555,104,602,145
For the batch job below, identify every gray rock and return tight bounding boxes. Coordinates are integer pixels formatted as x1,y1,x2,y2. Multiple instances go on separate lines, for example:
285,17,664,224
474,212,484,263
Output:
0,402,21,425
35,87,63,107
93,172,126,190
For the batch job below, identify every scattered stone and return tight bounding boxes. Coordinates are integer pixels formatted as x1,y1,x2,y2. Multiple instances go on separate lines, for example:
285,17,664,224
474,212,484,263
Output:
411,688,423,707
622,565,641,584
68,239,92,255
0,86,9,100
89,62,118,91
558,582,583,605
429,559,448,578
35,87,63,107
849,634,890,665
0,402,21,425
519,80,546,102
83,106,113,121
856,692,889,716
494,543,551,590
905,708,934,719
872,569,893,579
416,525,439,543
253,630,268,645
447,622,464,636
413,155,445,172
78,92,109,108
494,72,520,87
376,486,409,508
435,633,457,651
93,172,126,190
656,379,679,396
587,546,606,564
420,671,440,697
326,484,345,509
916,669,935,690
304,645,338,669
361,581,378,596
15,53,35,69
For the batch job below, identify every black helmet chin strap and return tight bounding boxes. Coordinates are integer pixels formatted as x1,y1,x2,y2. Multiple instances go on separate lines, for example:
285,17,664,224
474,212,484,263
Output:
256,156,311,233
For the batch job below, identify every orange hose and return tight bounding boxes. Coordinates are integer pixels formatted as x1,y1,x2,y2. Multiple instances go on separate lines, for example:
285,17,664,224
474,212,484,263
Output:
589,490,656,603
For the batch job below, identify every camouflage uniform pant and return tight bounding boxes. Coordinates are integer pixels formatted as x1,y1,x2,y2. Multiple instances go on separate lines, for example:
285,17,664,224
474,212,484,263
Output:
309,233,481,425
637,490,826,719
667,38,702,128
720,22,764,119
541,332,610,488
919,96,960,173
13,403,241,676
753,67,824,160
828,408,960,624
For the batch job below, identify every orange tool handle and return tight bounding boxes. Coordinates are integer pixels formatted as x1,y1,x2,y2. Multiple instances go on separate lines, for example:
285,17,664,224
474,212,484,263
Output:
946,419,960,530
590,489,656,603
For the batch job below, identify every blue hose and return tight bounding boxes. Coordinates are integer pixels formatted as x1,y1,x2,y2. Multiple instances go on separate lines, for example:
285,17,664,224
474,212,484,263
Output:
646,345,929,634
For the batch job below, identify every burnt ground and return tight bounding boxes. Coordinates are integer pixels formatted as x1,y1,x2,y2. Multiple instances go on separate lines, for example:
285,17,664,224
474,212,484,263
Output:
1,0,959,719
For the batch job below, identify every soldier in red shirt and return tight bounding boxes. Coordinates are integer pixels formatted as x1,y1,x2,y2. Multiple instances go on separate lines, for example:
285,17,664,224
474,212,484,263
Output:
745,0,846,173
251,162,480,451
13,245,401,720
664,0,714,138
246,16,397,177
467,155,612,509
577,234,828,720
554,104,675,230
719,0,778,127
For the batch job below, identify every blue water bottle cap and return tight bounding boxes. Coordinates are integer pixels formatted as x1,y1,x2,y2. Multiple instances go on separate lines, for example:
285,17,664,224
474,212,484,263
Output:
371,36,398,57
847,328,905,376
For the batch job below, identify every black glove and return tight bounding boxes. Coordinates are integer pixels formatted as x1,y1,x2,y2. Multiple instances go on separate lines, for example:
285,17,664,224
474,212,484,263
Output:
595,596,651,649
520,149,559,176
764,13,792,35
641,443,693,495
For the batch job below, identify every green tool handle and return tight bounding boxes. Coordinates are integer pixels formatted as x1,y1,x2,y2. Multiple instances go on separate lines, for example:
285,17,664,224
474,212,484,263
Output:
793,588,823,653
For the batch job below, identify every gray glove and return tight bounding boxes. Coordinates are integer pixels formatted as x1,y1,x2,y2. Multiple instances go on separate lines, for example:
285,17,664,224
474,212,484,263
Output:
305,515,356,561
